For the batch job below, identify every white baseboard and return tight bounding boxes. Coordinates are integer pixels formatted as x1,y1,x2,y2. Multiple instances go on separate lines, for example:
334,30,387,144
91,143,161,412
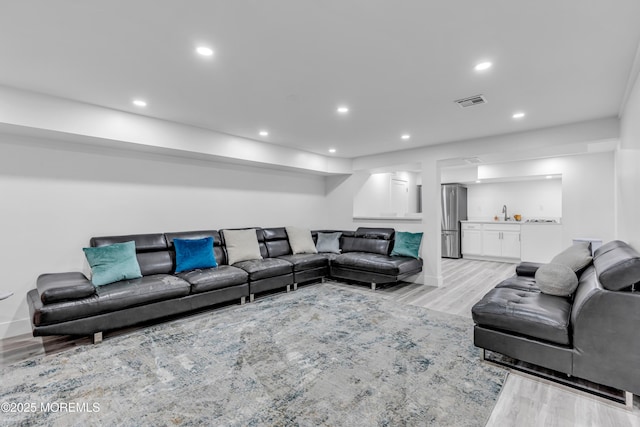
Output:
0,318,32,340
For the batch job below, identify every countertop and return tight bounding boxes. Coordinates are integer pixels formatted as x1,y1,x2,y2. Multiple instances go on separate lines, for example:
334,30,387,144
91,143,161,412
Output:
461,219,562,225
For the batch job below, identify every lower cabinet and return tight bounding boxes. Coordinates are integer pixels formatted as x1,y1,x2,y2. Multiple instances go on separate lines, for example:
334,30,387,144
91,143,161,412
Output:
461,224,482,256
462,222,521,261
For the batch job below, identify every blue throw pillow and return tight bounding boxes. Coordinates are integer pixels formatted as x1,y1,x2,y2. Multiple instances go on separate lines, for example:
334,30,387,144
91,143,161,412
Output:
174,237,217,273
391,231,423,258
83,241,142,286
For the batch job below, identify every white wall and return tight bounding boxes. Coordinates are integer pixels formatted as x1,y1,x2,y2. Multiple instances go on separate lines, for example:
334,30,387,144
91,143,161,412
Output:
557,152,615,247
467,179,562,221
618,65,640,248
353,171,420,216
0,134,329,339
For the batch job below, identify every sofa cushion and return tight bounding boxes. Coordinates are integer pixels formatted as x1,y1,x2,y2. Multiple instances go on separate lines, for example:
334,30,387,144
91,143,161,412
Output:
494,275,539,293
535,263,579,297
332,253,422,276
263,227,292,258
278,253,329,272
315,232,342,254
37,272,96,304
341,237,392,256
593,240,640,291
551,241,593,274
390,231,423,258
471,287,572,346
33,274,190,326
355,227,394,240
233,258,293,281
177,265,248,293
83,241,142,286
222,229,263,265
286,226,318,254
174,237,217,273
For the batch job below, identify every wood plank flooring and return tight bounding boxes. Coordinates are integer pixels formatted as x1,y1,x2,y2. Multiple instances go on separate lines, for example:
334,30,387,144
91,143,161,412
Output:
2,258,638,426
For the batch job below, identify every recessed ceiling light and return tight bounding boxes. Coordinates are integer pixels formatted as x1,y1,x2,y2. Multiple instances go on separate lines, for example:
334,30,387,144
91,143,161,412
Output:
401,134,411,140
259,130,269,137
475,180,482,184
474,61,492,71
132,99,147,107
329,148,336,153
546,175,553,179
196,46,214,56
512,112,525,119
336,106,349,114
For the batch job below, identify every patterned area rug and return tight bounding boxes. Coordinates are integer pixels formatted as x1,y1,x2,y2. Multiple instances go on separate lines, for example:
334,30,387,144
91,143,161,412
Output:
1,283,505,426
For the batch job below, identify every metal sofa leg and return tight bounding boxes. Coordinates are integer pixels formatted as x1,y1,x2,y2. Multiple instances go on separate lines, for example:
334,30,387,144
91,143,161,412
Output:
249,294,255,303
321,277,325,284
371,282,377,291
293,283,298,291
480,348,486,361
625,391,633,409
92,332,103,344
240,296,246,305
286,284,291,293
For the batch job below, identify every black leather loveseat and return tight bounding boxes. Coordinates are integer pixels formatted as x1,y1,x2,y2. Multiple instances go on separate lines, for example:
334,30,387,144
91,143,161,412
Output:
471,240,640,406
27,227,422,342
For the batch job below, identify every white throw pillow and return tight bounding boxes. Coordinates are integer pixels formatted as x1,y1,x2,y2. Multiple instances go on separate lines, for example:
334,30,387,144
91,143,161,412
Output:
286,226,318,254
535,263,579,297
222,229,263,265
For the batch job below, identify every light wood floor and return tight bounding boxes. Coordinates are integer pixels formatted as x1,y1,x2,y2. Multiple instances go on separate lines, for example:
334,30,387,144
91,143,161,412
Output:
2,258,639,426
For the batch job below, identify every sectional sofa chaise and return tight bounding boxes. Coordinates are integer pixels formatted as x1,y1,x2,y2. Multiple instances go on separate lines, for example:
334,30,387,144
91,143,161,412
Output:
472,240,640,406
27,227,422,343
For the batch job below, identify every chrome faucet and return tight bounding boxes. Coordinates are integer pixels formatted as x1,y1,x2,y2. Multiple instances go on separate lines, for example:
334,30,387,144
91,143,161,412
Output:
502,205,508,221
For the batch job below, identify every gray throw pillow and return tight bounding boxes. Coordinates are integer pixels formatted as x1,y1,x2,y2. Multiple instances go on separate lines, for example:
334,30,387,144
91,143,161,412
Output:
222,229,263,265
286,226,318,254
551,241,593,273
535,263,579,297
315,232,342,254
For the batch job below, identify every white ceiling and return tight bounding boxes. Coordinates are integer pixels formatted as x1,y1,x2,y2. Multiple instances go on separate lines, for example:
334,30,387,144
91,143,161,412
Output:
1,1,639,158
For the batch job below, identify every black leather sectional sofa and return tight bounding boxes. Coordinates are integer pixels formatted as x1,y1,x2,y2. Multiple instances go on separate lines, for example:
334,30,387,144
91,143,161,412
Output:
27,227,422,342
472,240,640,405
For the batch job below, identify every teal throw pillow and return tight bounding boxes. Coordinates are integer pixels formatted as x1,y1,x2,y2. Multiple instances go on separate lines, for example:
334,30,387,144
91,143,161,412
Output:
174,237,217,273
391,231,423,258
83,241,142,286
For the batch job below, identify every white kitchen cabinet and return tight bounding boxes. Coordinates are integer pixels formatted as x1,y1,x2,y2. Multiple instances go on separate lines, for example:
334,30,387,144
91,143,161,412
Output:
461,223,482,256
502,231,521,259
462,222,521,261
482,230,503,257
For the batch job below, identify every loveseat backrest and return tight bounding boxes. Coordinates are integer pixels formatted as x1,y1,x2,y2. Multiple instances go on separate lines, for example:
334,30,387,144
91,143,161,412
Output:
165,230,226,266
341,227,395,255
90,233,172,276
263,227,292,258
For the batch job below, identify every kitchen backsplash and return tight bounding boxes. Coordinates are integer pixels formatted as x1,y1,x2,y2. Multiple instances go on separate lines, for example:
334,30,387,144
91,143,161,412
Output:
466,179,562,221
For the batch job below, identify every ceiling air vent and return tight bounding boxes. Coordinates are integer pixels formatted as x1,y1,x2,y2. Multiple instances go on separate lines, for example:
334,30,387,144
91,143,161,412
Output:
454,95,487,108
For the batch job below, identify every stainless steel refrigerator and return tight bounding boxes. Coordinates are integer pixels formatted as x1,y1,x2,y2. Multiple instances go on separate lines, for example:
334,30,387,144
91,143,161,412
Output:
441,184,467,258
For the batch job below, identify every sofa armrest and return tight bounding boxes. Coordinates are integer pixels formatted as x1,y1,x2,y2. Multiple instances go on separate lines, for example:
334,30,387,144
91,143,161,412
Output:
515,262,543,277
36,272,96,304
571,267,640,395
